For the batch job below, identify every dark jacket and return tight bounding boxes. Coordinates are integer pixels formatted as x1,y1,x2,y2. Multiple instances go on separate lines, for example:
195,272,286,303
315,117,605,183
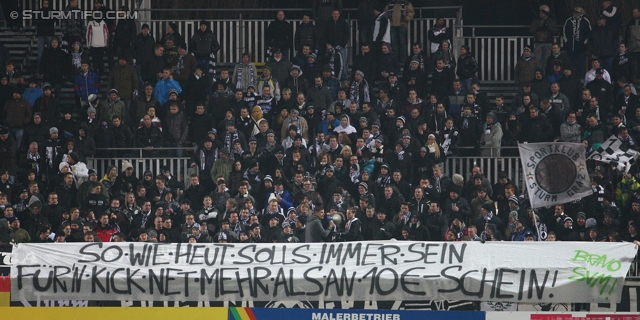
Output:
185,74,210,103
134,125,163,148
424,210,449,241
113,19,137,49
109,63,139,100
351,52,377,82
190,29,220,59
22,120,50,150
323,18,350,48
35,7,56,37
164,112,189,144
39,40,69,83
523,115,553,142
0,135,18,175
131,33,156,64
563,16,592,52
357,0,376,26
3,98,32,129
457,52,478,80
266,19,293,51
110,123,133,148
529,17,558,43
189,113,215,145
342,218,364,241
142,55,167,85
295,21,318,51
589,24,618,58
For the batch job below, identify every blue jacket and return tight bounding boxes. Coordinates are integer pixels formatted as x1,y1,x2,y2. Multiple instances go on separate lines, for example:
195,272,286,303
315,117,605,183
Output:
22,88,43,107
319,118,340,136
154,78,182,105
74,71,100,101
265,190,294,209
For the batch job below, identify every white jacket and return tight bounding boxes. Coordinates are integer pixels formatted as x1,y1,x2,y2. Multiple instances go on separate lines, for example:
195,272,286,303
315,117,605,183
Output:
71,162,89,187
87,20,109,48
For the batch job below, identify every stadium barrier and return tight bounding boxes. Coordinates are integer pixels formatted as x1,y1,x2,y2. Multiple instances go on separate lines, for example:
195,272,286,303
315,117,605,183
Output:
87,156,194,189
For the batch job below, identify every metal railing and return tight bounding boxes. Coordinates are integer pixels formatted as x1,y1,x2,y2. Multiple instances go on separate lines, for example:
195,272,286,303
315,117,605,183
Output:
87,156,194,189
21,0,137,12
146,17,458,65
18,0,461,66
442,155,525,191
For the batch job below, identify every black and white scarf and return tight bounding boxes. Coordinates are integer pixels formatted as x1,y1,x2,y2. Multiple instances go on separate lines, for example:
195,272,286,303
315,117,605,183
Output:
571,15,583,42
350,79,370,106
27,151,41,173
235,63,256,90
71,50,83,69
387,0,406,22
327,47,343,77
345,217,360,234
175,53,186,74
199,149,209,170
265,141,276,153
484,211,494,221
225,130,239,150
286,116,302,136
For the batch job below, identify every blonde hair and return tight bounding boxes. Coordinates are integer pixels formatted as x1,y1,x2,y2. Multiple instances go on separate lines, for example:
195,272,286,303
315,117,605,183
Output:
427,134,441,160
341,145,352,156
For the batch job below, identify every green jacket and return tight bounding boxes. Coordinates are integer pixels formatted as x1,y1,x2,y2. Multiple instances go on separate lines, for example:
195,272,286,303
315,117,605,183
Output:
210,158,233,183
11,227,31,243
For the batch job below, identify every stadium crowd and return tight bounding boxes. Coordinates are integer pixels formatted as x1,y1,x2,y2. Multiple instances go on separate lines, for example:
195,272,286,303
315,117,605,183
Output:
0,0,639,254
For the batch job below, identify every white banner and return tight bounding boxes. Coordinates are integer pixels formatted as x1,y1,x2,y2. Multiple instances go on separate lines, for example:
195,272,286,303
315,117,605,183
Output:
11,242,638,303
519,143,592,208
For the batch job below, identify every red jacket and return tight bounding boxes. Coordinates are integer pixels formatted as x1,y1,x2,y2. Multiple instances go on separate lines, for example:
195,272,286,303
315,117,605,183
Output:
95,224,118,242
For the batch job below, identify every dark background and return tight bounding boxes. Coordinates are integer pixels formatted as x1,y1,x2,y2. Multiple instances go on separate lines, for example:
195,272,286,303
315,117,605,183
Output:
148,0,640,26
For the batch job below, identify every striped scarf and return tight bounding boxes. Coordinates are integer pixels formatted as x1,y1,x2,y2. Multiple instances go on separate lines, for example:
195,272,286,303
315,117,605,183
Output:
350,79,370,106
236,63,256,91
345,217,360,234
571,16,583,42
225,130,239,150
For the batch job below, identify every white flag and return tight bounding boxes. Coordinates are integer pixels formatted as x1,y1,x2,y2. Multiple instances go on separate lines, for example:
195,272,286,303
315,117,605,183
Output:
588,135,640,172
519,143,592,208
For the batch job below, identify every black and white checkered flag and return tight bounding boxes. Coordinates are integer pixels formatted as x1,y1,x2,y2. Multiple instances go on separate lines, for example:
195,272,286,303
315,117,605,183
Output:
588,135,640,172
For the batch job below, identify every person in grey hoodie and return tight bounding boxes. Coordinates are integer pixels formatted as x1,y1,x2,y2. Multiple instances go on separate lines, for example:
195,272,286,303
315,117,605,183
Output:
305,206,335,242
559,112,582,142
